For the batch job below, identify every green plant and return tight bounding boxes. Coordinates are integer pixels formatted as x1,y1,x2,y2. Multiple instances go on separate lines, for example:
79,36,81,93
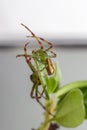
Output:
17,24,87,130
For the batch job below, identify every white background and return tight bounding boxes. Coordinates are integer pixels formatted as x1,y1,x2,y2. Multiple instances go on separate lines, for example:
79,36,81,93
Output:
0,0,87,44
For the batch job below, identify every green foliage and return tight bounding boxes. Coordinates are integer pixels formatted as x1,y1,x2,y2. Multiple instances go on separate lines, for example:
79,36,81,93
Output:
46,63,61,94
55,80,87,98
54,89,85,127
81,87,87,119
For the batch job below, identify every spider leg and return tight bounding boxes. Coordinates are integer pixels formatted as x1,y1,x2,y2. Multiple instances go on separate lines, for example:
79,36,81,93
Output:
38,37,53,51
21,23,43,49
48,51,56,58
37,89,46,99
30,83,44,99
37,85,49,100
35,83,54,117
16,53,32,64
31,82,47,99
16,42,31,62
27,35,56,57
16,54,27,57
30,84,36,98
17,41,37,72
27,35,53,51
24,42,30,53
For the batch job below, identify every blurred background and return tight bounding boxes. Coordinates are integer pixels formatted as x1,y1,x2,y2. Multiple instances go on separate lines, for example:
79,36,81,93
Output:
0,0,87,130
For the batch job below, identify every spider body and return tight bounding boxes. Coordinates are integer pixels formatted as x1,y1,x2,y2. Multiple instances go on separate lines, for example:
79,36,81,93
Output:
17,24,57,116
29,48,55,98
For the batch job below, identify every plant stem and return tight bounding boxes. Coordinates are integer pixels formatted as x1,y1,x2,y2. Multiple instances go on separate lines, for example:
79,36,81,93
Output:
37,98,55,130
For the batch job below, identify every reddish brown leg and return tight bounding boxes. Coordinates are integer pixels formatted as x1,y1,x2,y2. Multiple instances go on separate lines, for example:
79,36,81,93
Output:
37,89,48,99
38,37,57,57
31,83,46,99
27,35,53,51
16,42,32,63
35,84,54,117
24,42,30,52
30,84,36,98
49,50,56,58
38,37,53,51
21,23,43,49
27,36,57,58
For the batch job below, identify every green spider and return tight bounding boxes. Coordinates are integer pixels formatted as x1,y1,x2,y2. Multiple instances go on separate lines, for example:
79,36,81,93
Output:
17,24,58,115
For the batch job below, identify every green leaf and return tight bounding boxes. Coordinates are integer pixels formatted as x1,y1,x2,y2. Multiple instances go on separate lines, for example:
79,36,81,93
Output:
46,76,58,93
46,62,62,94
54,89,85,128
54,62,62,86
55,80,87,98
81,87,87,119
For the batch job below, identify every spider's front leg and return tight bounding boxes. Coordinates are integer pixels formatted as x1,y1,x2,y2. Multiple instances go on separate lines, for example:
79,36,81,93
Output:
27,35,56,58
27,35,53,51
16,42,31,63
21,23,43,49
